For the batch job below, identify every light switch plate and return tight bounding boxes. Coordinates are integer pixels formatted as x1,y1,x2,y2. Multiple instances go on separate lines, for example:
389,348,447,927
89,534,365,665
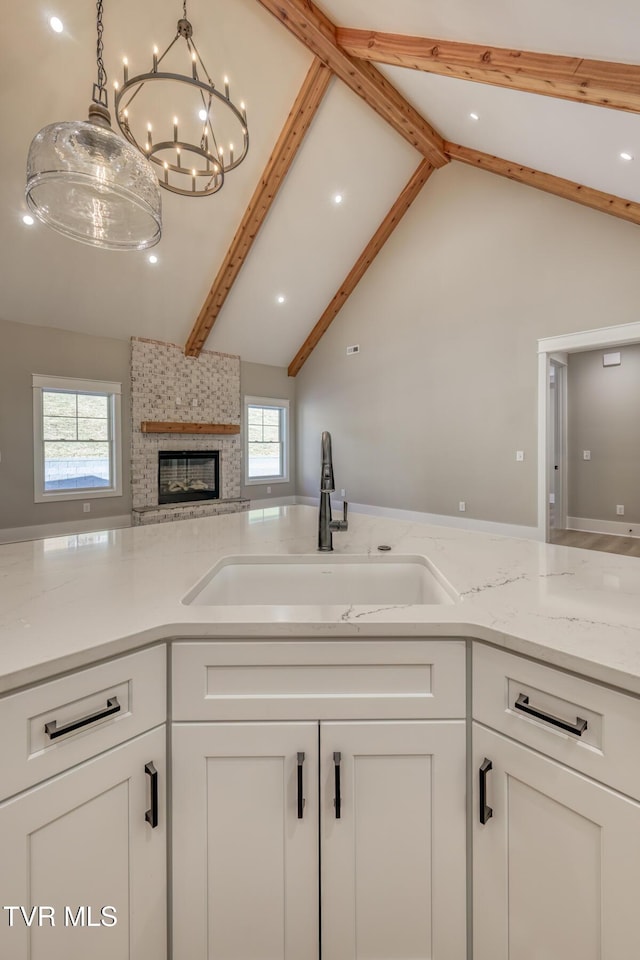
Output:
583,450,591,460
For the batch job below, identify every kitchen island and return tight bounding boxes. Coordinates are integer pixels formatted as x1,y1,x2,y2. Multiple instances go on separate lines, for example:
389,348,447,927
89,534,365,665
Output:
0,504,638,693
2,504,640,958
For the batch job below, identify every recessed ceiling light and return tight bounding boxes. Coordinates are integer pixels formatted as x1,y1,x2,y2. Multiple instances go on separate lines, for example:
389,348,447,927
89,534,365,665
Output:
333,193,343,204
276,295,285,304
49,16,64,33
148,254,158,264
469,112,479,121
22,214,35,226
620,152,633,161
198,109,208,122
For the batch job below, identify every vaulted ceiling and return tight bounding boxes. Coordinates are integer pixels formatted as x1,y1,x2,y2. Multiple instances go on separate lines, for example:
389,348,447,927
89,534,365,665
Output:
3,0,640,370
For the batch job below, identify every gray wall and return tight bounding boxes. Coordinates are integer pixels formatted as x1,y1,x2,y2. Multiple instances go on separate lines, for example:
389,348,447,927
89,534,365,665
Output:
568,345,640,524
240,361,296,501
0,317,132,530
295,161,640,528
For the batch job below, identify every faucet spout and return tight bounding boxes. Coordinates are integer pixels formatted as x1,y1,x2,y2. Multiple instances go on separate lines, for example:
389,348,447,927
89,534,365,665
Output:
320,430,334,492
318,431,348,551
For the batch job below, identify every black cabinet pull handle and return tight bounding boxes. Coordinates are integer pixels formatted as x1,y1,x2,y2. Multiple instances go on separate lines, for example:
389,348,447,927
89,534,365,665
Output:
479,757,493,825
333,751,342,819
45,696,121,740
297,752,305,819
514,693,588,736
145,761,159,828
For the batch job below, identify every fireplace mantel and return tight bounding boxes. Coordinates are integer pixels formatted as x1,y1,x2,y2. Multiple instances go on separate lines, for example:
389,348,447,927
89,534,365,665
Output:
140,421,240,435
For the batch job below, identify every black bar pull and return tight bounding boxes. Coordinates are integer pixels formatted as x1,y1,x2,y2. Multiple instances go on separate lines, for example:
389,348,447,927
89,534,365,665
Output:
514,693,588,736
479,758,493,825
333,751,342,819
145,761,159,828
45,696,121,740
297,752,305,819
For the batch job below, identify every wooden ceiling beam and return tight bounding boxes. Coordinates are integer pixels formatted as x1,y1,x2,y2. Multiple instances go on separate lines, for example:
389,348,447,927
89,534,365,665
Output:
255,0,448,166
185,58,332,357
446,142,640,226
337,28,640,114
288,159,434,377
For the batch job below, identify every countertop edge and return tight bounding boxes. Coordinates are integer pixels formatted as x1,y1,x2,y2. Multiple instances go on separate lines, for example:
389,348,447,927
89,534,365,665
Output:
4,618,640,700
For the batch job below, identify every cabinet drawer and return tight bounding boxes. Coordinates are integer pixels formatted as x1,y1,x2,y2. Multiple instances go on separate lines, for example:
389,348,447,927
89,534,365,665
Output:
473,642,640,799
0,645,166,800
172,639,465,720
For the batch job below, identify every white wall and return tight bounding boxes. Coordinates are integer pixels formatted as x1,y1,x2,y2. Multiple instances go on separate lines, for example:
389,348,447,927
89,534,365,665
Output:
568,345,640,525
295,161,640,527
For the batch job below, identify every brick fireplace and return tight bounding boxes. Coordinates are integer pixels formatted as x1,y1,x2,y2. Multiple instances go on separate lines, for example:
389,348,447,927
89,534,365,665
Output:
130,338,249,525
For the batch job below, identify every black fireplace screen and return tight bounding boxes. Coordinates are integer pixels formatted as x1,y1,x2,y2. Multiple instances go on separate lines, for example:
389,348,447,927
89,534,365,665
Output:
158,451,220,504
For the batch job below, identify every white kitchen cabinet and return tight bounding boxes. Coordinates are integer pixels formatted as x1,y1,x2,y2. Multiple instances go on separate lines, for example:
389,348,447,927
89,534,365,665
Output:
472,642,640,959
173,721,320,960
173,719,465,960
0,724,166,960
171,640,467,960
321,720,466,960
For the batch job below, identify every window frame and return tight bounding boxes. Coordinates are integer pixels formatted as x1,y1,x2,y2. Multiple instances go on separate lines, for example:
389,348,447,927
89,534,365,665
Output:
32,374,123,503
243,395,290,486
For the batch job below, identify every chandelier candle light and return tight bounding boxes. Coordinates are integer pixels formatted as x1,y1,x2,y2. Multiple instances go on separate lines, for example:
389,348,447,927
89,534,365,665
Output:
25,0,161,250
115,0,249,197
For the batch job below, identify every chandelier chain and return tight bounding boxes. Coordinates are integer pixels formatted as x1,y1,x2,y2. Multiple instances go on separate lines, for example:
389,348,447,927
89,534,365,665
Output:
183,0,188,20
95,0,108,95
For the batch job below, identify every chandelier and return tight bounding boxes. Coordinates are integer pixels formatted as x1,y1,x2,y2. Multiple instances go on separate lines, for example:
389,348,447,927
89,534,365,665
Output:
25,0,161,251
114,0,249,197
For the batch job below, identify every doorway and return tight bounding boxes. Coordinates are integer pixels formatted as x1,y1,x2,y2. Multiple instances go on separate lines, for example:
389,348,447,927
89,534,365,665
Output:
537,320,640,543
548,358,567,535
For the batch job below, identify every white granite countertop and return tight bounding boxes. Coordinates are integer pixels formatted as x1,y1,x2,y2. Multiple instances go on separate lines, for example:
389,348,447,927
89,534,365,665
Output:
1,505,640,695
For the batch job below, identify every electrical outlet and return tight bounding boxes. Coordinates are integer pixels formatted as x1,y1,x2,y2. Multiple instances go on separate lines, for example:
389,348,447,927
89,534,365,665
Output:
176,397,182,406
583,450,591,460
340,488,345,497
617,504,625,516
346,345,360,356
267,486,271,494
516,450,524,461
83,503,91,513
192,398,198,407
459,501,466,512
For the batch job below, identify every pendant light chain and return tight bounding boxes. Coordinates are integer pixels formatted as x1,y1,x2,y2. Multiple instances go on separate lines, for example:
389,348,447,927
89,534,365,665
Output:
93,0,108,108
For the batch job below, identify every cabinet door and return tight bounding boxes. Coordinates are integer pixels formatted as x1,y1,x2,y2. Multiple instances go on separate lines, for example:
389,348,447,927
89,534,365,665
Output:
473,723,640,960
172,722,319,960
321,720,466,960
0,725,166,960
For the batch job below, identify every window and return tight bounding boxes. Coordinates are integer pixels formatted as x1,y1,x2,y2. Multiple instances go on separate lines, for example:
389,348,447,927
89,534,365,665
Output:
33,375,122,502
244,396,289,484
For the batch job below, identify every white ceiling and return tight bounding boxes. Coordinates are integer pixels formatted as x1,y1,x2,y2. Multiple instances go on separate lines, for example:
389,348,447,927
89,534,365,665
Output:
2,0,640,364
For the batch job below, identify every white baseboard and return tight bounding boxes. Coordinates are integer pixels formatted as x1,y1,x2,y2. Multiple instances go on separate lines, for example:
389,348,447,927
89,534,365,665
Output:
567,516,639,538
0,514,132,544
248,495,297,510
296,497,540,540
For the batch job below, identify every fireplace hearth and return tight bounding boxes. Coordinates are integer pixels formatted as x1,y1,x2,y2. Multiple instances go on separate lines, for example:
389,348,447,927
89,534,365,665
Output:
158,451,220,505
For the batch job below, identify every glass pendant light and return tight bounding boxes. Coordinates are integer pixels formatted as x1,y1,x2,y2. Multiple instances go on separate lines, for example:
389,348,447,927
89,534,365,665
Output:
25,0,161,251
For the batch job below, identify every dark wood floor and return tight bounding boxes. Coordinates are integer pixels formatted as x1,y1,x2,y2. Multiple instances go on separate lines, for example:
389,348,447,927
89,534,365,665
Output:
550,528,640,558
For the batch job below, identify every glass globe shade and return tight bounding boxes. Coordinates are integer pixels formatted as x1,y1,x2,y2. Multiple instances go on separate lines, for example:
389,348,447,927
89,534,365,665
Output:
26,118,161,250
